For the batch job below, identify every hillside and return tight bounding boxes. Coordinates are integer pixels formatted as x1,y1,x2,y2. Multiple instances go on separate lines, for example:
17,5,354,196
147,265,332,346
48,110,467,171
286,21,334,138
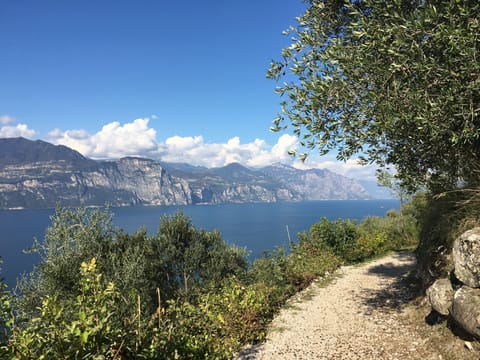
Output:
0,137,388,209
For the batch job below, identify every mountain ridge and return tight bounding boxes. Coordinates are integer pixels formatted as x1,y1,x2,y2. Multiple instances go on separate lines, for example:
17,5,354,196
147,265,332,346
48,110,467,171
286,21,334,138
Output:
0,137,389,209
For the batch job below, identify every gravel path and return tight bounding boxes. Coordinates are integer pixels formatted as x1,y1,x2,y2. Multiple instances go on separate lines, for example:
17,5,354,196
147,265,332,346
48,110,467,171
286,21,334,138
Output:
238,251,443,360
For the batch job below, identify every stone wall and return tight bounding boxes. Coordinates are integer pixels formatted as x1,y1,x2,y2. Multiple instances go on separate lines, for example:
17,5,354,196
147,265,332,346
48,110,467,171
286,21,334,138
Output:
426,227,480,338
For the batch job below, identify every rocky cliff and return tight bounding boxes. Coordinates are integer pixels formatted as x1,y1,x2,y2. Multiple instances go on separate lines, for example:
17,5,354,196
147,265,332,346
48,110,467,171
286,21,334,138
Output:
0,138,378,209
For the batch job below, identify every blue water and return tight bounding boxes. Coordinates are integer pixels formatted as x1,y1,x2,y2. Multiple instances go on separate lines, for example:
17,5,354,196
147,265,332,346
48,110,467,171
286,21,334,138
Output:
0,200,399,287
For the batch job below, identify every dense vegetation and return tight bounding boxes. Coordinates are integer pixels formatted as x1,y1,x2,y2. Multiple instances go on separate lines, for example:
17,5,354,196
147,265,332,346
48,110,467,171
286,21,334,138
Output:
269,0,479,192
269,0,480,295
1,0,477,357
0,202,419,359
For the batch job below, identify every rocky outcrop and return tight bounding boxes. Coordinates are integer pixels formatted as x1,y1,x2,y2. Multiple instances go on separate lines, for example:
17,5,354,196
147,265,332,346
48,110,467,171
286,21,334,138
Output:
426,278,454,316
451,286,480,338
101,158,193,206
426,227,480,339
452,228,480,288
0,158,193,208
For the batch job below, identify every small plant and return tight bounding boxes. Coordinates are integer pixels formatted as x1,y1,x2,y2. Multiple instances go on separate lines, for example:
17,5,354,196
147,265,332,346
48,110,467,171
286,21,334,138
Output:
0,259,12,357
8,258,140,359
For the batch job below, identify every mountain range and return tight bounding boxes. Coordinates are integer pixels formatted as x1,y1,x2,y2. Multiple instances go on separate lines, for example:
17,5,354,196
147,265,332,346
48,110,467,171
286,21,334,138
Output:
0,137,391,209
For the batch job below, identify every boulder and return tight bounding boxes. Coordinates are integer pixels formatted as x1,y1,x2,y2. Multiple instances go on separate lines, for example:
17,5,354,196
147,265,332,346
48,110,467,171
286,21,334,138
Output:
452,228,480,288
426,278,454,316
451,286,480,338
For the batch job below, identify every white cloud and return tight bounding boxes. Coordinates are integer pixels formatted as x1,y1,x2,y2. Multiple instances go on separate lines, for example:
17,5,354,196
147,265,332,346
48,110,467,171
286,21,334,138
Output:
45,117,377,179
159,134,300,168
0,115,15,125
165,135,204,150
0,115,36,139
49,118,158,159
0,123,36,139
271,134,298,160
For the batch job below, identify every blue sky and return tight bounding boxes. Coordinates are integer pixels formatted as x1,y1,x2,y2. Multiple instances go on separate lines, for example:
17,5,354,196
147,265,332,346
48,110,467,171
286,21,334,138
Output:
0,0,376,179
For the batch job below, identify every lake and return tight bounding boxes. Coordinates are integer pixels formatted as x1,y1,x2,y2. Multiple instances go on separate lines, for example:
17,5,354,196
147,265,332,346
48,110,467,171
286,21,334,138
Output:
0,200,399,287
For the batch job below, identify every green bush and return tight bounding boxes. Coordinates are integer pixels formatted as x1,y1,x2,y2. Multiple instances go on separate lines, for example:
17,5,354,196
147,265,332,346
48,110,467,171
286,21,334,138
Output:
306,217,357,262
289,248,340,287
295,202,423,266
250,247,295,301
17,208,248,318
153,212,248,301
7,258,140,359
354,220,388,261
298,217,358,263
0,259,11,356
3,203,425,358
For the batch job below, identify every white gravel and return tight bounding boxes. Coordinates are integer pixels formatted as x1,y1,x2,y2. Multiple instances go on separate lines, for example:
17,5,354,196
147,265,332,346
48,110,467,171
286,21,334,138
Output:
238,252,443,360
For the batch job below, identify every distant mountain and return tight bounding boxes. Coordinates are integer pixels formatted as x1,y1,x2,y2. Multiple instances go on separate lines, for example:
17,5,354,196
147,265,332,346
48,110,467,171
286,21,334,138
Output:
359,180,394,199
0,137,387,209
260,163,369,200
0,137,96,168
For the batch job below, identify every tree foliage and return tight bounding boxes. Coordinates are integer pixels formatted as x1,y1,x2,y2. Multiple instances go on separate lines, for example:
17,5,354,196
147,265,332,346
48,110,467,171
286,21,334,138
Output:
17,207,248,318
152,212,248,300
2,203,422,358
0,259,11,351
268,0,480,191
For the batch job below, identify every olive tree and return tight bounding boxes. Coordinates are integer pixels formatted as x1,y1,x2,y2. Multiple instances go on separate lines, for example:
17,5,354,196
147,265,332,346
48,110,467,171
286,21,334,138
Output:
153,212,248,300
269,0,480,191
17,207,248,317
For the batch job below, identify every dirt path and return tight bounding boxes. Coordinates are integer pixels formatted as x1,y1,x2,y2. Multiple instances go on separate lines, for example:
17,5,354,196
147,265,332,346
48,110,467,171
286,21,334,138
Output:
238,252,448,360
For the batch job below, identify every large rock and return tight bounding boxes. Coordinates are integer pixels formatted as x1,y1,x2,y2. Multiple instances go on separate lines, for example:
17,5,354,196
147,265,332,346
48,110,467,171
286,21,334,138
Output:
452,228,480,288
426,278,454,316
451,286,480,338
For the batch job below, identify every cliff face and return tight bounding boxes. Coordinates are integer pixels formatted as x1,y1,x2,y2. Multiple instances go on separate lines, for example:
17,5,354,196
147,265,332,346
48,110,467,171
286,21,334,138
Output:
260,164,369,200
148,161,372,204
0,138,378,209
0,156,192,208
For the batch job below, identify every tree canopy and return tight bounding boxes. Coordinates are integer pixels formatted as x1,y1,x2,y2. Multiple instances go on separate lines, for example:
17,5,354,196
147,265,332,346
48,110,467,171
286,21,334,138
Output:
268,0,480,191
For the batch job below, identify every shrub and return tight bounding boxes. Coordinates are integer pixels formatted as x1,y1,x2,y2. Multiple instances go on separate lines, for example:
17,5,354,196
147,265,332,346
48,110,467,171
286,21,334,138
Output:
153,212,248,301
299,217,358,263
250,247,294,300
288,240,340,290
8,258,140,359
4,203,424,358
17,208,248,318
140,277,282,359
0,259,11,357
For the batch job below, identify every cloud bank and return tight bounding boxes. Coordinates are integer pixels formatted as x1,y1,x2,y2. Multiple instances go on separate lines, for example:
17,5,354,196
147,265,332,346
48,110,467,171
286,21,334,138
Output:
159,134,298,168
48,118,158,159
47,117,302,168
0,116,376,180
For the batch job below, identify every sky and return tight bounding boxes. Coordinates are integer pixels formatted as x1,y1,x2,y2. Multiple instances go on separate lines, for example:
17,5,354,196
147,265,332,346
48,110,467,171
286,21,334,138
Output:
0,0,377,180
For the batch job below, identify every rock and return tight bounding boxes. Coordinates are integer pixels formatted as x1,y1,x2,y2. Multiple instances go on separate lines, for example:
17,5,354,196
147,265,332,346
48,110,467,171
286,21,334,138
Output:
465,341,474,352
426,278,454,316
451,286,480,338
452,228,480,288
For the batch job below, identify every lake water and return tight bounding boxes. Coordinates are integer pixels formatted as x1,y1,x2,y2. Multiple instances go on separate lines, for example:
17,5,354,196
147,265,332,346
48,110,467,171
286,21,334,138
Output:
0,200,399,287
